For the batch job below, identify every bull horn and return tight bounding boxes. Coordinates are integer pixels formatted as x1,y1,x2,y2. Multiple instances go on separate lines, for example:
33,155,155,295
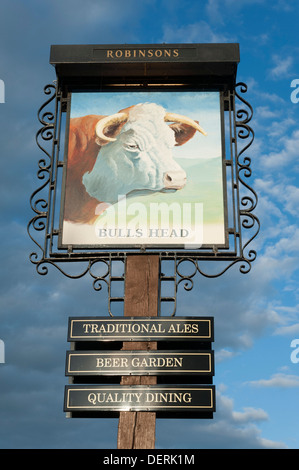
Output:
164,112,207,136
95,112,129,143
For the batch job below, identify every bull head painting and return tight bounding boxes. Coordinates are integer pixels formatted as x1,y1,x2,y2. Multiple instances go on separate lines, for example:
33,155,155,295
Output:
64,103,206,224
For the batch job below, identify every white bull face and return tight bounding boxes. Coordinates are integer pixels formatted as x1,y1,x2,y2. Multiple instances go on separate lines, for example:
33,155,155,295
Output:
82,103,204,204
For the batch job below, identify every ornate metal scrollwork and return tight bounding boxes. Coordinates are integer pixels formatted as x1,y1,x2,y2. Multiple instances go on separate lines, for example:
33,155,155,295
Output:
234,82,260,273
28,82,259,317
28,84,56,269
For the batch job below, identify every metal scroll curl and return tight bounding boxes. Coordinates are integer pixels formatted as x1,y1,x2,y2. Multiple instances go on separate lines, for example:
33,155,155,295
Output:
28,84,56,268
235,82,260,273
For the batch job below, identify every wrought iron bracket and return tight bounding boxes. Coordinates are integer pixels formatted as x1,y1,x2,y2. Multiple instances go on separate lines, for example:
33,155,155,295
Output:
28,82,259,316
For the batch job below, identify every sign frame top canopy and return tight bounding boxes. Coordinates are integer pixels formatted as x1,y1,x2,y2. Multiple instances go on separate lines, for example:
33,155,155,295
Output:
50,43,239,90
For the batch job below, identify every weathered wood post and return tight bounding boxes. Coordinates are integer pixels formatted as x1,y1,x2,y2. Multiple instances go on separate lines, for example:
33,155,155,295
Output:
117,255,160,449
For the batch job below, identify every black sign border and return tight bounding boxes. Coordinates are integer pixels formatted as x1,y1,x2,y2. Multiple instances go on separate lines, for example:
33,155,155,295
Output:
67,316,214,342
65,349,215,377
64,384,216,416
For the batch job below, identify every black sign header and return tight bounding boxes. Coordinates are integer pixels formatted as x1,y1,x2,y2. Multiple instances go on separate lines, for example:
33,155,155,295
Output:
50,43,240,89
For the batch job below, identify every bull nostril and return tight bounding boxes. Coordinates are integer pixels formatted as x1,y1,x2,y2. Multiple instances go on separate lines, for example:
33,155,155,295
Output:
163,171,186,188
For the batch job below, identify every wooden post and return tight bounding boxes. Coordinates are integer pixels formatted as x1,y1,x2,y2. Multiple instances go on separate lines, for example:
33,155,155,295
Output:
117,255,160,449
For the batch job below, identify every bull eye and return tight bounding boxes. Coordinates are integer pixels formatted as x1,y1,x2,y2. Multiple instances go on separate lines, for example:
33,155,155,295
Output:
124,142,141,158
125,143,139,151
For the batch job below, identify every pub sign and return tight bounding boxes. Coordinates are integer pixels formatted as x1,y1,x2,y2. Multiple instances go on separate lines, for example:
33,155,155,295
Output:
29,43,258,287
60,89,225,249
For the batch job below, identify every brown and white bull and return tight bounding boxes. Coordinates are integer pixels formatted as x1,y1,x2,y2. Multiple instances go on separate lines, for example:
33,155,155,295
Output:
63,103,206,224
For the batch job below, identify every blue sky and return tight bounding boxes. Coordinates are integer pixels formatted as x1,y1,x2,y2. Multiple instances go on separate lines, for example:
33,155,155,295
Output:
0,0,299,450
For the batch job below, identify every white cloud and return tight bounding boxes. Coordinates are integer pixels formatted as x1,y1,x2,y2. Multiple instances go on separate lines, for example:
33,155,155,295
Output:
267,117,296,138
245,77,286,104
255,178,299,218
199,392,285,449
205,0,224,24
233,407,268,423
256,106,280,119
162,21,233,43
51,0,146,30
271,304,299,336
247,373,299,388
259,129,299,169
274,323,299,336
269,54,294,80
254,252,298,286
205,0,266,24
157,389,286,448
272,0,297,11
268,228,299,254
216,349,240,363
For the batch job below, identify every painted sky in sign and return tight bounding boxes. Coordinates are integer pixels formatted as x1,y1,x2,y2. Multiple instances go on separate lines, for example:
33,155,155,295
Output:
70,91,222,159
0,0,299,451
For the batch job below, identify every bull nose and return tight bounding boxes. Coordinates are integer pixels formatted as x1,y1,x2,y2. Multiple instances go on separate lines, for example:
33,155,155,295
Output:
163,171,187,190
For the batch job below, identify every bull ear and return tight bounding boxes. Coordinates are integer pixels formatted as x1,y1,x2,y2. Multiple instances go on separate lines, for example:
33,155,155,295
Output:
169,122,199,146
